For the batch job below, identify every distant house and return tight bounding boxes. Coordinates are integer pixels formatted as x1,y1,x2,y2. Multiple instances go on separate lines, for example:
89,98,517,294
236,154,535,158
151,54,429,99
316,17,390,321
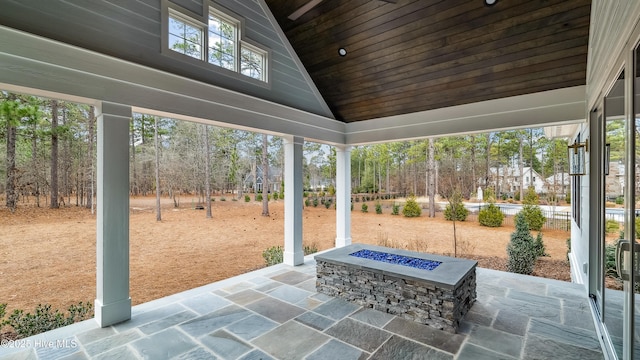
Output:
543,173,570,197
490,166,545,196
244,166,282,194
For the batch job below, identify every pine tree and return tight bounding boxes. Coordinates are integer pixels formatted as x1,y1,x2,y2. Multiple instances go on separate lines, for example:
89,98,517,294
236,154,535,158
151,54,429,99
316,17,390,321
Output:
506,212,537,275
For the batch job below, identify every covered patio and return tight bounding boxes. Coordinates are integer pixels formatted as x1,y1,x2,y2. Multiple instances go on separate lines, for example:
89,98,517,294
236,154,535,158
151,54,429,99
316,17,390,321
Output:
0,255,602,360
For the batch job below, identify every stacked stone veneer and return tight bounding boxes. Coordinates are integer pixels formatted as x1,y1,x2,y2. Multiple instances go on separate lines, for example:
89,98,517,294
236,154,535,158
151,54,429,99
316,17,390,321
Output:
315,244,477,333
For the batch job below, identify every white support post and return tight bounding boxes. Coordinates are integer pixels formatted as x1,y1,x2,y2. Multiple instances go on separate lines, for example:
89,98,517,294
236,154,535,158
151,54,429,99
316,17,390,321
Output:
283,136,304,265
95,102,131,327
336,145,352,247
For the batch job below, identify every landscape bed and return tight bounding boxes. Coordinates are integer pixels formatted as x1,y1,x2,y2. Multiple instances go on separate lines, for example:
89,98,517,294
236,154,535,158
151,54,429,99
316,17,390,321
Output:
315,244,477,333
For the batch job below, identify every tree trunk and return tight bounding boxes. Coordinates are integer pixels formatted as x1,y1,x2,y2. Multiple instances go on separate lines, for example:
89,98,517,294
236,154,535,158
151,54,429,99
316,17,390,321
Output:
519,138,524,201
428,138,436,217
470,135,477,192
154,117,162,221
204,125,212,219
131,119,138,196
261,133,269,216
485,133,491,189
5,99,17,212
86,106,95,211
50,100,60,209
31,112,40,207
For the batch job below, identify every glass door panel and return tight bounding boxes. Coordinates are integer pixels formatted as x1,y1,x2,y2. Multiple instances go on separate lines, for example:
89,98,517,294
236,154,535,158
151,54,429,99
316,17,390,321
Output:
604,70,626,358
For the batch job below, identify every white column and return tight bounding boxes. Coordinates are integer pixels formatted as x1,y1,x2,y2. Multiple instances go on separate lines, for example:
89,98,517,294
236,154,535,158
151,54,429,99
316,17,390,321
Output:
336,145,352,247
283,136,304,265
95,102,131,327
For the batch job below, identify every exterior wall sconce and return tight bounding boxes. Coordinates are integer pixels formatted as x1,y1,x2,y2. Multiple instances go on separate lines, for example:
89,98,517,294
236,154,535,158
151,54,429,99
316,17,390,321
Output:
568,139,588,176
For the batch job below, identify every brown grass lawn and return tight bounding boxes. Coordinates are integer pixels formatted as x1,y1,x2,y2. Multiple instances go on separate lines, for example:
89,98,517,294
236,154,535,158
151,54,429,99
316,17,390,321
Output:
0,196,571,315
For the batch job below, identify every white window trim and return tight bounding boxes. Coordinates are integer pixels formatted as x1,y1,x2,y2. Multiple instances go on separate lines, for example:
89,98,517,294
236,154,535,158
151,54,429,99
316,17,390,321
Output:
161,0,270,87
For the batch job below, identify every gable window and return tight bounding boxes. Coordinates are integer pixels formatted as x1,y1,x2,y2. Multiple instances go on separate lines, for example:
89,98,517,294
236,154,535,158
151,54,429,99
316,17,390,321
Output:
208,11,237,71
168,14,203,60
241,43,266,81
165,4,268,83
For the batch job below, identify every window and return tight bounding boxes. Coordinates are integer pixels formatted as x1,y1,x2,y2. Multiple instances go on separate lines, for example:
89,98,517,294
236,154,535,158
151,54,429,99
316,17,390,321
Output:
241,43,266,81
208,11,237,71
165,5,268,83
168,14,203,60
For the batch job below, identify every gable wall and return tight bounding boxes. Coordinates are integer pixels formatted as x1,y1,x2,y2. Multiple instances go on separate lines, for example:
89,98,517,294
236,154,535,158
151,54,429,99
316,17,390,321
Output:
0,0,332,119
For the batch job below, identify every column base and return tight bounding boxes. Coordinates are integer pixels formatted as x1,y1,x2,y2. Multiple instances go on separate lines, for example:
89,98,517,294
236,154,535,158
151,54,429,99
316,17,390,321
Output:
335,237,352,248
284,250,304,266
95,297,131,327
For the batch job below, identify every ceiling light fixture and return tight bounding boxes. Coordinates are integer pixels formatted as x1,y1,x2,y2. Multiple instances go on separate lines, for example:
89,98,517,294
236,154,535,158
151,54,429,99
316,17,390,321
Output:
484,0,497,6
338,48,347,57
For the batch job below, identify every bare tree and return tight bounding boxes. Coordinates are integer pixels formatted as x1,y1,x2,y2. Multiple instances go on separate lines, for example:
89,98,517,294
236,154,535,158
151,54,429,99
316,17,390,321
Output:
204,125,212,219
427,138,436,217
261,133,269,217
50,99,59,209
154,116,161,221
86,106,95,212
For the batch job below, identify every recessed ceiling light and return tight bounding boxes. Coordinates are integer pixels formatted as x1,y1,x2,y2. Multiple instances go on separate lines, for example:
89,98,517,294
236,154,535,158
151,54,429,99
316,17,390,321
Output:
485,0,497,6
338,48,347,57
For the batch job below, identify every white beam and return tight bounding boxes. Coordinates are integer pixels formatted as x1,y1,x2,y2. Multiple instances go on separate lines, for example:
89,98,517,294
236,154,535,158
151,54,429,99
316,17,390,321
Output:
95,102,131,327
283,136,304,265
345,86,587,145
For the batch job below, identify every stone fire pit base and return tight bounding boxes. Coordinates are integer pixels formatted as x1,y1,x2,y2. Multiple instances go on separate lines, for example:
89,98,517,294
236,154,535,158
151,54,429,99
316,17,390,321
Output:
315,244,477,333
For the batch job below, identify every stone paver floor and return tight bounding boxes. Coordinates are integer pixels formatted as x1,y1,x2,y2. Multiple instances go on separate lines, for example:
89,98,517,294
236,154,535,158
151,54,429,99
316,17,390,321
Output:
0,255,604,359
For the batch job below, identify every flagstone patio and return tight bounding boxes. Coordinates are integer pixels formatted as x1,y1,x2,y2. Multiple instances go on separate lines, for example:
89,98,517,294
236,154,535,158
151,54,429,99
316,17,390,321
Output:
0,254,604,360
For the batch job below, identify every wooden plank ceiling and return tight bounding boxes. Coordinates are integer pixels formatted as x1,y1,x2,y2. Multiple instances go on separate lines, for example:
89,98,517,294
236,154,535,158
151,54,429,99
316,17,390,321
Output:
264,0,591,123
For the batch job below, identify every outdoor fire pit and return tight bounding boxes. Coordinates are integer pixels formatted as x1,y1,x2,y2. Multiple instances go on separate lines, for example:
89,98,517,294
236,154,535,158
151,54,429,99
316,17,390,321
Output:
315,244,477,333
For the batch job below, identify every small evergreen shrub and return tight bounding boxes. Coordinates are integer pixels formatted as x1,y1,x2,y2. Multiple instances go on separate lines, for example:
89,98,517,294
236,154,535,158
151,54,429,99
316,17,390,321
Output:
506,212,537,275
520,187,545,230
444,202,468,221
533,232,547,258
262,246,283,266
256,194,263,201
312,198,319,207
324,198,332,209
483,187,495,202
615,196,624,205
361,203,368,213
375,202,383,214
402,195,422,217
606,219,620,234
4,302,93,339
391,203,399,215
565,191,571,204
262,244,318,267
304,243,319,255
244,195,250,202
220,197,226,201
520,205,545,231
304,198,310,207
351,202,354,211
478,203,504,227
